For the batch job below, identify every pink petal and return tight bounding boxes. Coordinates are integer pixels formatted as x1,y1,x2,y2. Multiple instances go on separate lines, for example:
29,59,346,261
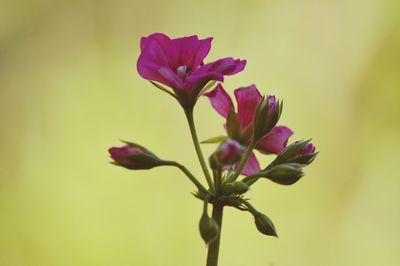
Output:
137,35,182,88
184,71,224,95
171,36,213,70
204,84,234,118
194,57,246,76
234,85,262,130
257,126,294,154
241,152,261,176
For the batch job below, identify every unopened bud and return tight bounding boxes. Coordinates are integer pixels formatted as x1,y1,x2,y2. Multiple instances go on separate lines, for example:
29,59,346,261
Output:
222,181,249,195
108,141,161,170
254,212,278,237
209,139,246,170
253,96,281,140
274,139,317,166
199,214,219,244
267,163,304,185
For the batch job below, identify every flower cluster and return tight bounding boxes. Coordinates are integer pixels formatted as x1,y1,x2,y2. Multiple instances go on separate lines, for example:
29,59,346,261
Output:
108,33,317,264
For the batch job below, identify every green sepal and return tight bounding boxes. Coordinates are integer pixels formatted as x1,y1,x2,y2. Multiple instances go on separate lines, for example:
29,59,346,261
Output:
149,81,177,99
226,108,241,140
201,136,228,144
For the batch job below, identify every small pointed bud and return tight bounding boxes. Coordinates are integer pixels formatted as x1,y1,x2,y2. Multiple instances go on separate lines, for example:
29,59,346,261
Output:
267,163,304,185
273,140,317,166
209,139,246,170
108,141,161,170
199,214,220,244
253,96,281,140
254,212,278,237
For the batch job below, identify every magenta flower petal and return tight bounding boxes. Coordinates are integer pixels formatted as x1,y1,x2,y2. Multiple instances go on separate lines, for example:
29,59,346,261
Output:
234,85,262,130
241,152,261,176
204,84,234,118
138,35,182,88
257,126,294,154
194,57,247,77
171,36,213,70
185,57,246,96
300,143,316,155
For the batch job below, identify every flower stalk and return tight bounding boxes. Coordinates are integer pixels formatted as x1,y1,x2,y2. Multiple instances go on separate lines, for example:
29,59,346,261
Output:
108,32,318,266
185,108,216,193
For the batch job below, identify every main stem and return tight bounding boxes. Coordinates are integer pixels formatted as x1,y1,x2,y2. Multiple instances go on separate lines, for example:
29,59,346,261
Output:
206,204,224,266
184,108,215,193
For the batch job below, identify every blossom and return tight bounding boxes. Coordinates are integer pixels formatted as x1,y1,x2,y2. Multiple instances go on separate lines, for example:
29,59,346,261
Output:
205,84,293,175
109,142,161,170
137,33,246,107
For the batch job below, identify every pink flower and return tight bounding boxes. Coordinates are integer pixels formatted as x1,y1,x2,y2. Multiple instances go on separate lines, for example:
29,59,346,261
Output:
109,142,160,170
205,84,294,175
137,33,246,107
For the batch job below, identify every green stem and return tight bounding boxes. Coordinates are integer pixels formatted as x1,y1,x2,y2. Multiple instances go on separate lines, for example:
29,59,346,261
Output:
185,109,215,193
228,139,256,182
206,204,224,266
241,171,269,186
162,161,208,195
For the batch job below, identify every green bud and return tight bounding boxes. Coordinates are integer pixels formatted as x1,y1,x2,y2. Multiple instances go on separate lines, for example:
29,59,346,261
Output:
253,96,281,140
199,214,219,244
232,181,249,194
221,181,249,195
267,163,304,185
221,182,235,195
254,212,278,237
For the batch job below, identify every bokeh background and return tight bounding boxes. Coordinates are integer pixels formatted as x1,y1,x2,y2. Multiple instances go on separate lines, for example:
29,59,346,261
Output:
1,0,399,265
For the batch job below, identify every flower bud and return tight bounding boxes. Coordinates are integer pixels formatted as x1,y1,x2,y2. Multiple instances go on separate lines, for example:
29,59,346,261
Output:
253,96,281,140
108,141,161,170
209,139,246,170
274,139,317,166
222,181,249,195
254,212,278,237
267,163,304,185
199,214,220,244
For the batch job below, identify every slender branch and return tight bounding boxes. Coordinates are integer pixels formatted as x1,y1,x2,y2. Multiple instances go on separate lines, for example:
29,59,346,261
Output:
161,161,208,195
228,139,257,182
206,204,224,266
241,171,269,186
184,109,215,193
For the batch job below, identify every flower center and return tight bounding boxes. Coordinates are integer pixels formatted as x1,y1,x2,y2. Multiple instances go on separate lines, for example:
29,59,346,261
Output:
176,65,192,80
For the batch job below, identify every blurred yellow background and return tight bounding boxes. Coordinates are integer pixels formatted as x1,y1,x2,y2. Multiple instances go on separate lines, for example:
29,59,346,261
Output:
1,0,399,265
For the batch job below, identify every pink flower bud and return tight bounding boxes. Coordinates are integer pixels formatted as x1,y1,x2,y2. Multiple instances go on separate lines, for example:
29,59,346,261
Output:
216,139,246,166
108,142,160,170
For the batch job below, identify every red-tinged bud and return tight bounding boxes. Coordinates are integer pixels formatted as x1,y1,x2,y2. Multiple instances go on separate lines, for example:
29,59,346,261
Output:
209,139,246,170
253,96,282,140
254,212,278,237
272,139,317,166
108,141,161,170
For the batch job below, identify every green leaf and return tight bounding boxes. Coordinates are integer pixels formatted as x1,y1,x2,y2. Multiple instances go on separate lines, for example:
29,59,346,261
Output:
201,136,228,144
